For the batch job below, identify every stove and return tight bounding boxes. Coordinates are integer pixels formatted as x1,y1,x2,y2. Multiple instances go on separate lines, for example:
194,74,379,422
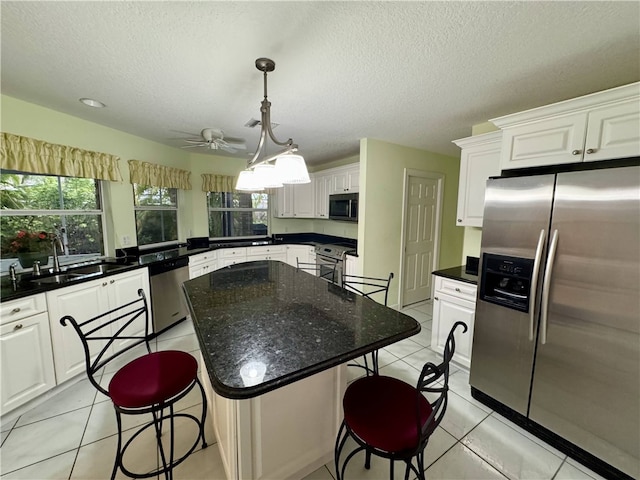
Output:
314,243,356,285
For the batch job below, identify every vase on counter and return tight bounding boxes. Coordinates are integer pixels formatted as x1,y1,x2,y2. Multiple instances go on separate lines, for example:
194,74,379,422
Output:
17,252,50,268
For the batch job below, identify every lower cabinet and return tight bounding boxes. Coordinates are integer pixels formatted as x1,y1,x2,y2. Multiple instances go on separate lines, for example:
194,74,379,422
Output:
430,275,477,369
46,268,151,383
189,251,218,279
246,245,287,263
1,294,56,414
285,245,312,267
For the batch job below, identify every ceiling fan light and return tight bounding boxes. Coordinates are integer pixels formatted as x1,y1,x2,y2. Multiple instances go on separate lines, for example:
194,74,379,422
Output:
235,170,264,192
275,154,310,184
254,164,283,188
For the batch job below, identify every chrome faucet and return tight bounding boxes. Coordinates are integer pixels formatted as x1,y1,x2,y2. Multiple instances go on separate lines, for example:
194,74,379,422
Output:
9,262,18,281
51,233,64,273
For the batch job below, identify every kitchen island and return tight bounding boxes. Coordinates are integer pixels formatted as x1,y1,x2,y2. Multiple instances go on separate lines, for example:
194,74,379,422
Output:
182,260,420,480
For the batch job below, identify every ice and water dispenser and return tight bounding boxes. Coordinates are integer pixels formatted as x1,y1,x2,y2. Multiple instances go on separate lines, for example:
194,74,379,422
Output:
479,254,534,313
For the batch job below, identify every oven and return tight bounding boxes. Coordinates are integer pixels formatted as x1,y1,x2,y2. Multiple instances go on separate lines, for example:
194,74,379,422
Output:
314,243,355,286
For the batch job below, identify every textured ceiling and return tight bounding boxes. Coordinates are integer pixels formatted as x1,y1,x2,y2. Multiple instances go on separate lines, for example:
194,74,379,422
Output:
1,1,639,166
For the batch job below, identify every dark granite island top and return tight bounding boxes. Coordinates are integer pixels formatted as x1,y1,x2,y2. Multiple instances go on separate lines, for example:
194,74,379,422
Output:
182,260,420,400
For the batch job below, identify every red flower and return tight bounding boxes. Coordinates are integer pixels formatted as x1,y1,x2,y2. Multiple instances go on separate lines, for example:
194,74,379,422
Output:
5,231,50,253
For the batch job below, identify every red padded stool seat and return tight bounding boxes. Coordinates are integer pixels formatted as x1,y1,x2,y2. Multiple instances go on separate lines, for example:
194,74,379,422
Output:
343,375,432,453
109,350,198,408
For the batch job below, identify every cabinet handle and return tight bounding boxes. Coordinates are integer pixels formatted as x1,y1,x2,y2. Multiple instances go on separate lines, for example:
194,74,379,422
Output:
455,287,461,292
457,219,462,222
586,148,596,154
571,149,582,156
434,297,439,301
102,282,108,286
12,307,21,313
110,279,115,284
14,324,23,330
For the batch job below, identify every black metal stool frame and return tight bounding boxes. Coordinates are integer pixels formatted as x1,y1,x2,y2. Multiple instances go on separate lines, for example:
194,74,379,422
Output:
334,321,467,480
60,289,207,480
342,272,394,376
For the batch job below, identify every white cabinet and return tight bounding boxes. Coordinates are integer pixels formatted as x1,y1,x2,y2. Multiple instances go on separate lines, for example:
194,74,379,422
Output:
246,245,287,262
452,131,502,227
492,82,640,170
1,294,56,414
314,174,331,219
219,247,247,267
46,268,151,383
331,164,360,193
286,245,312,267
344,253,359,277
189,251,218,278
275,183,314,218
431,276,476,369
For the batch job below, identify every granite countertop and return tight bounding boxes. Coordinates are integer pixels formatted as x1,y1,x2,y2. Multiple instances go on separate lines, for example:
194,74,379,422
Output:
182,260,420,399
432,265,479,285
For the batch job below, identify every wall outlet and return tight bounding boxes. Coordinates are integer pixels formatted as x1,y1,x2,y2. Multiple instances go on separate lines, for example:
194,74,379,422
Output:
122,235,131,246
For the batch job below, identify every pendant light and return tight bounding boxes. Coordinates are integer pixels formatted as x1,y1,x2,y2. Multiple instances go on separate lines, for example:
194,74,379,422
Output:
236,58,310,191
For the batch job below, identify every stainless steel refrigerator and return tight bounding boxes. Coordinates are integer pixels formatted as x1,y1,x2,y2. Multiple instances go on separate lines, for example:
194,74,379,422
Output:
469,163,639,479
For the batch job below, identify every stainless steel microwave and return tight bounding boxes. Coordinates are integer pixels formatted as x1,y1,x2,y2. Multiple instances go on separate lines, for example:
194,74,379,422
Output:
329,193,358,222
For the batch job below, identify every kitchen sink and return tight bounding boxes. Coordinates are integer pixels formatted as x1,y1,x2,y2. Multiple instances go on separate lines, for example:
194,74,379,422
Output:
67,263,126,275
30,273,84,285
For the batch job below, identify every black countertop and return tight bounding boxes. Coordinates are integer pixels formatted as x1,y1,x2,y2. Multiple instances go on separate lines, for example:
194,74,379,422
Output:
432,265,479,285
182,260,420,400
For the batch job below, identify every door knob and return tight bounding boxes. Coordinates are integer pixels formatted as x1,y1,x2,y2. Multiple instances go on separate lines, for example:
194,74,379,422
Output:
571,150,582,155
586,148,596,154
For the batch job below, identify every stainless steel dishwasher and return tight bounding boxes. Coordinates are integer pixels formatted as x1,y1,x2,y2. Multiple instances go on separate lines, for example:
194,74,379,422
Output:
148,256,190,334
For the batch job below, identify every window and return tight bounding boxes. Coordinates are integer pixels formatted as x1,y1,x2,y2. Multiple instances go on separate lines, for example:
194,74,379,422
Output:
133,184,178,246
207,192,268,238
0,172,104,268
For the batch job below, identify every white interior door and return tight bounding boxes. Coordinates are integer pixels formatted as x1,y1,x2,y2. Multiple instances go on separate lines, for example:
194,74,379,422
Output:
400,171,442,308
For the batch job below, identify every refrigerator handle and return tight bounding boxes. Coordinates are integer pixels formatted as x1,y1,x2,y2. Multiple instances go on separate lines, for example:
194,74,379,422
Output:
529,229,546,341
540,229,559,345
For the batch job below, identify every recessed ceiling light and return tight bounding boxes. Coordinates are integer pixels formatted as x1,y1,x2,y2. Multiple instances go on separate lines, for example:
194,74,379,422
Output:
79,98,106,108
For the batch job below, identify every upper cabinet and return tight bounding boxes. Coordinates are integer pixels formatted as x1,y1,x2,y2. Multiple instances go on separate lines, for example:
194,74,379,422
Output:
314,174,331,219
330,164,360,193
452,131,502,227
492,82,640,170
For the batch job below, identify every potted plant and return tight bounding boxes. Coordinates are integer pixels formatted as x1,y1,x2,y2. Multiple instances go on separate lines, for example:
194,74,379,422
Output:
6,230,51,268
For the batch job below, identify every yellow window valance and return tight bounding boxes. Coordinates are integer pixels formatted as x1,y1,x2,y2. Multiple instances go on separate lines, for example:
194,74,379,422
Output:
201,174,236,192
0,132,122,181
128,159,191,190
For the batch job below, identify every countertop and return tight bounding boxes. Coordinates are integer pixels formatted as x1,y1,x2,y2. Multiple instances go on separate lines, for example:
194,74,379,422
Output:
432,265,478,285
2,233,357,301
182,260,420,399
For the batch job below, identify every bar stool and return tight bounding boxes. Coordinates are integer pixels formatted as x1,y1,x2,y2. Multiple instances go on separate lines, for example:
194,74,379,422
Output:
60,289,207,480
334,321,467,480
296,257,338,283
342,272,394,375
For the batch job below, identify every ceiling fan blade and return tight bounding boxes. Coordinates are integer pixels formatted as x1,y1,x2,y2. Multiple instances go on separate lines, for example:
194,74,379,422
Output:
220,145,239,153
183,139,208,144
181,144,205,149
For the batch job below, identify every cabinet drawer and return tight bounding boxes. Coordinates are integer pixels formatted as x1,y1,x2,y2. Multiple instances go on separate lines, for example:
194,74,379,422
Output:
220,247,247,258
434,277,477,302
189,251,218,266
0,294,47,324
247,245,286,257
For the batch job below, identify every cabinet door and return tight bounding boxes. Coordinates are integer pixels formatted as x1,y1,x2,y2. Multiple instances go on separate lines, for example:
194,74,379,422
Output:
108,269,152,349
344,254,359,277
456,136,501,227
275,185,294,218
47,279,111,383
292,183,314,217
286,245,309,267
1,312,56,413
346,166,360,192
500,112,588,170
583,99,640,162
314,175,330,218
331,171,349,194
189,265,205,279
431,291,475,369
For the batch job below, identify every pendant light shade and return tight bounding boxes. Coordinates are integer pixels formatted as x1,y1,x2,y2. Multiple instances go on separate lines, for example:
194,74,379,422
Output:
254,164,283,188
275,154,311,184
235,169,264,191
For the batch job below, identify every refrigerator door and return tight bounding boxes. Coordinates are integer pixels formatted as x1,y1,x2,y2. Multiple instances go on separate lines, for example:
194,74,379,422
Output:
470,174,555,415
529,166,640,478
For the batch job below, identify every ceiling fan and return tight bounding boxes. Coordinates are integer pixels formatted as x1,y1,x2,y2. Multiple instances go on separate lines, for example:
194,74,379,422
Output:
179,128,247,153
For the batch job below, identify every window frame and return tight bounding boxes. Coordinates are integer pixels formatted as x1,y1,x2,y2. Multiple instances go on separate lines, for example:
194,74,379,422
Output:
206,191,270,240
132,184,180,249
0,171,107,271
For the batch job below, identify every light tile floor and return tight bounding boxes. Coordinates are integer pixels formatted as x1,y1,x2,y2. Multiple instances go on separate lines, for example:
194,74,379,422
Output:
0,300,607,480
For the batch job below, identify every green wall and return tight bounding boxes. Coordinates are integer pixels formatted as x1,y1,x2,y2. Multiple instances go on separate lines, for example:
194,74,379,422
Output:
0,95,247,253
359,138,463,305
